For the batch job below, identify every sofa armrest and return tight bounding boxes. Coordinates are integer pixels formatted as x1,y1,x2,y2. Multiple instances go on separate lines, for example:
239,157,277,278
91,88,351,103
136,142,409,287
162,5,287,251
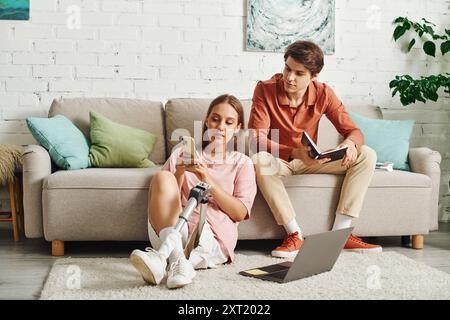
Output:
408,147,442,231
22,144,52,238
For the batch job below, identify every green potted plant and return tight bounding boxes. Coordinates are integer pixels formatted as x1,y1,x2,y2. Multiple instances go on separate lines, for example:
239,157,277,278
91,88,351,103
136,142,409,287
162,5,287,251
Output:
389,17,450,106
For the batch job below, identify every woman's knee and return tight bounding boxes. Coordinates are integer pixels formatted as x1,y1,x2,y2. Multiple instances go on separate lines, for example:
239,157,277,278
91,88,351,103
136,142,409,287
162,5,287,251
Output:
150,171,178,192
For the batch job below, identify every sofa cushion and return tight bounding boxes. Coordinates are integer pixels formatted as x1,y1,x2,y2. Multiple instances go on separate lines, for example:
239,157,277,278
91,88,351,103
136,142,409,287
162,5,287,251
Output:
281,170,430,188
26,115,90,170
48,98,166,164
238,170,431,240
43,166,429,191
42,167,431,241
89,111,157,168
349,111,414,171
44,167,162,190
317,104,383,151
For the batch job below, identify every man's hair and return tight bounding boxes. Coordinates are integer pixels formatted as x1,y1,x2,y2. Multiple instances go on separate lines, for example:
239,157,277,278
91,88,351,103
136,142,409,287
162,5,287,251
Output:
284,40,324,76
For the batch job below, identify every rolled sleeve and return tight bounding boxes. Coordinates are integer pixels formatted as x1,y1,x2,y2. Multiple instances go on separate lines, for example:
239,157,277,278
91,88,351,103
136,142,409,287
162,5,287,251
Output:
162,145,182,173
232,156,257,220
249,82,294,160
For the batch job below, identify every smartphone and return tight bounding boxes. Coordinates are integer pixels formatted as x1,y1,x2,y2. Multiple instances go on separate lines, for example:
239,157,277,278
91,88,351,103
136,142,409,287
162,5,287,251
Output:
180,136,200,167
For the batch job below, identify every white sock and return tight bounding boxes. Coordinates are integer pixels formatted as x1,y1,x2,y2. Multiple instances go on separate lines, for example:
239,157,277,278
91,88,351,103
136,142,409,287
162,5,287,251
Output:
283,219,301,235
158,227,184,262
332,214,353,230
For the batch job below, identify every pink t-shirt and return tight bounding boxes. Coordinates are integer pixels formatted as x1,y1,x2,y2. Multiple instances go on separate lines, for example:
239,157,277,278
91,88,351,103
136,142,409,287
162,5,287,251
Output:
162,146,257,262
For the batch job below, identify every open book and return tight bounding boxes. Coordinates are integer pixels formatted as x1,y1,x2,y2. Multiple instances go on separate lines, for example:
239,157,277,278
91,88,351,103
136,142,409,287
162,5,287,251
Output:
301,132,348,162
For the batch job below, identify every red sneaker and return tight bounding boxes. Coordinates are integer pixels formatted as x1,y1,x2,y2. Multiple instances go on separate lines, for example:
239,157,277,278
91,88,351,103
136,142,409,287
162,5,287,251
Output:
271,232,304,258
344,234,382,253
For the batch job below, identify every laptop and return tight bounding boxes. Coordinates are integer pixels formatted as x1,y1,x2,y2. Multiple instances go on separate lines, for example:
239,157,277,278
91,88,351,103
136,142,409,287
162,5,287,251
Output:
239,227,353,283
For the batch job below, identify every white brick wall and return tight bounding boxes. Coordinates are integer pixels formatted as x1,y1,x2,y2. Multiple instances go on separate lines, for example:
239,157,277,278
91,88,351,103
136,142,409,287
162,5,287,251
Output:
0,0,449,221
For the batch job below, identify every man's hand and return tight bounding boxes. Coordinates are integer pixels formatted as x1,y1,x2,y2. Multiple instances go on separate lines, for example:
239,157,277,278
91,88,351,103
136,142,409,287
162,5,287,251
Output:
291,145,331,166
340,139,357,168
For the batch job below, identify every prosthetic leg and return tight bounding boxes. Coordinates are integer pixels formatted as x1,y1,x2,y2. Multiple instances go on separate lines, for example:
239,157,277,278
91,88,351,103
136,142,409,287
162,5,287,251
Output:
175,182,211,258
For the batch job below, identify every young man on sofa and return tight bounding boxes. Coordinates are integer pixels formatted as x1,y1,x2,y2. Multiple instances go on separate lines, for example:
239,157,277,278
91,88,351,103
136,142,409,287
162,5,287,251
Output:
249,40,382,258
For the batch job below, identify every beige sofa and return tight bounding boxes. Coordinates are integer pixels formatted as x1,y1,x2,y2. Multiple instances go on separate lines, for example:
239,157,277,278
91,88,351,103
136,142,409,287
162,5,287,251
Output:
22,98,442,255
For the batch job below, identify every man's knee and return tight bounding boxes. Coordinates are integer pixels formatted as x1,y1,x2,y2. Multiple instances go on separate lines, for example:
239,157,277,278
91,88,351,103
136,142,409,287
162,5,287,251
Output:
251,151,274,166
251,151,277,174
358,145,377,166
251,151,279,177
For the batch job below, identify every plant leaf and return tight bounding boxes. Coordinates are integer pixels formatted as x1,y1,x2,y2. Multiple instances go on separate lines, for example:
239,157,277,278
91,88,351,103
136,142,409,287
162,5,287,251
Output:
417,94,426,103
422,18,436,26
403,21,411,30
394,17,405,24
423,41,436,57
400,95,409,106
424,25,434,35
389,79,398,88
441,41,450,55
407,38,416,52
393,26,407,41
428,91,439,101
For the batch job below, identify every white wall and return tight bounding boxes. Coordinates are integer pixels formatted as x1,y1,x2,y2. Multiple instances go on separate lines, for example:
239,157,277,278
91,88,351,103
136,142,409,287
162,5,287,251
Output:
0,0,449,221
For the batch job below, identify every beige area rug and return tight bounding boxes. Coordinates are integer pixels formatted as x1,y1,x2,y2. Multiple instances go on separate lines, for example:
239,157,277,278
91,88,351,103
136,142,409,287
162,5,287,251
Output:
40,252,450,300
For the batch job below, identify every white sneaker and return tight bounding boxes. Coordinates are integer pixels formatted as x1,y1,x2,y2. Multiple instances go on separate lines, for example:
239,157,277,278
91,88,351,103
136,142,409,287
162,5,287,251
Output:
129,248,167,285
167,257,196,289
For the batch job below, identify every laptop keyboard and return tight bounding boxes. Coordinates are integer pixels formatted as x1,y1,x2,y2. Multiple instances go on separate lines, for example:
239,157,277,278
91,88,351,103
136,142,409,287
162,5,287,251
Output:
259,264,289,273
269,270,288,279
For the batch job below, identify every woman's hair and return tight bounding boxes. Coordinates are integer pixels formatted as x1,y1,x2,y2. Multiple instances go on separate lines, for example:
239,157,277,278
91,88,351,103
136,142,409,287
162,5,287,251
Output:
284,40,324,76
202,94,244,150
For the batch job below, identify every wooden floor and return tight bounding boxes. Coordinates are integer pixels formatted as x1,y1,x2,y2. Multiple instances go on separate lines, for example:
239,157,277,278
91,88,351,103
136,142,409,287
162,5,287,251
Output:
1,222,449,300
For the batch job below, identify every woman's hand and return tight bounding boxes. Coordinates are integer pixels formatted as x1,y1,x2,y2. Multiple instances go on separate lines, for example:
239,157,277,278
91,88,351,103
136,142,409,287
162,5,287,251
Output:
340,139,358,168
185,161,216,188
185,161,248,222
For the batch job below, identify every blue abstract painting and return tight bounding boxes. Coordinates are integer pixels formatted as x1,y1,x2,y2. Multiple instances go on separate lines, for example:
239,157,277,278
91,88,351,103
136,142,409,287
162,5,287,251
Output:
246,0,335,54
0,0,29,20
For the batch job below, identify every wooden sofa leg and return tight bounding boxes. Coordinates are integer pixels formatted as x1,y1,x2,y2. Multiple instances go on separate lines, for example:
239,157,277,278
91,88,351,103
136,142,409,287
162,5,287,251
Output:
52,240,65,256
412,235,424,250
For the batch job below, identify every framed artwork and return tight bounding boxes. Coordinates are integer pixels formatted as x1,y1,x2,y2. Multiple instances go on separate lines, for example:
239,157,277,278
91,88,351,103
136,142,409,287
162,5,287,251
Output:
0,0,29,20
246,0,335,54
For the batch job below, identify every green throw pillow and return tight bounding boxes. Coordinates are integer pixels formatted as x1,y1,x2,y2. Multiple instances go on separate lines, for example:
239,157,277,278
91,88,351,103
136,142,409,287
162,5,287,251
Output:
89,111,156,168
26,115,91,170
349,111,415,171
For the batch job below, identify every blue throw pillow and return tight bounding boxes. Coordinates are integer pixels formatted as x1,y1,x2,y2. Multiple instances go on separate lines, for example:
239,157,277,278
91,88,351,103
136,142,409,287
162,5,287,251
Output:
26,115,90,170
349,111,414,171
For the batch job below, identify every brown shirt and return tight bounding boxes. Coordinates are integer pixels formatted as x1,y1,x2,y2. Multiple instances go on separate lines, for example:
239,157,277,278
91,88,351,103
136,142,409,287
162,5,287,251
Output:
248,73,364,161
